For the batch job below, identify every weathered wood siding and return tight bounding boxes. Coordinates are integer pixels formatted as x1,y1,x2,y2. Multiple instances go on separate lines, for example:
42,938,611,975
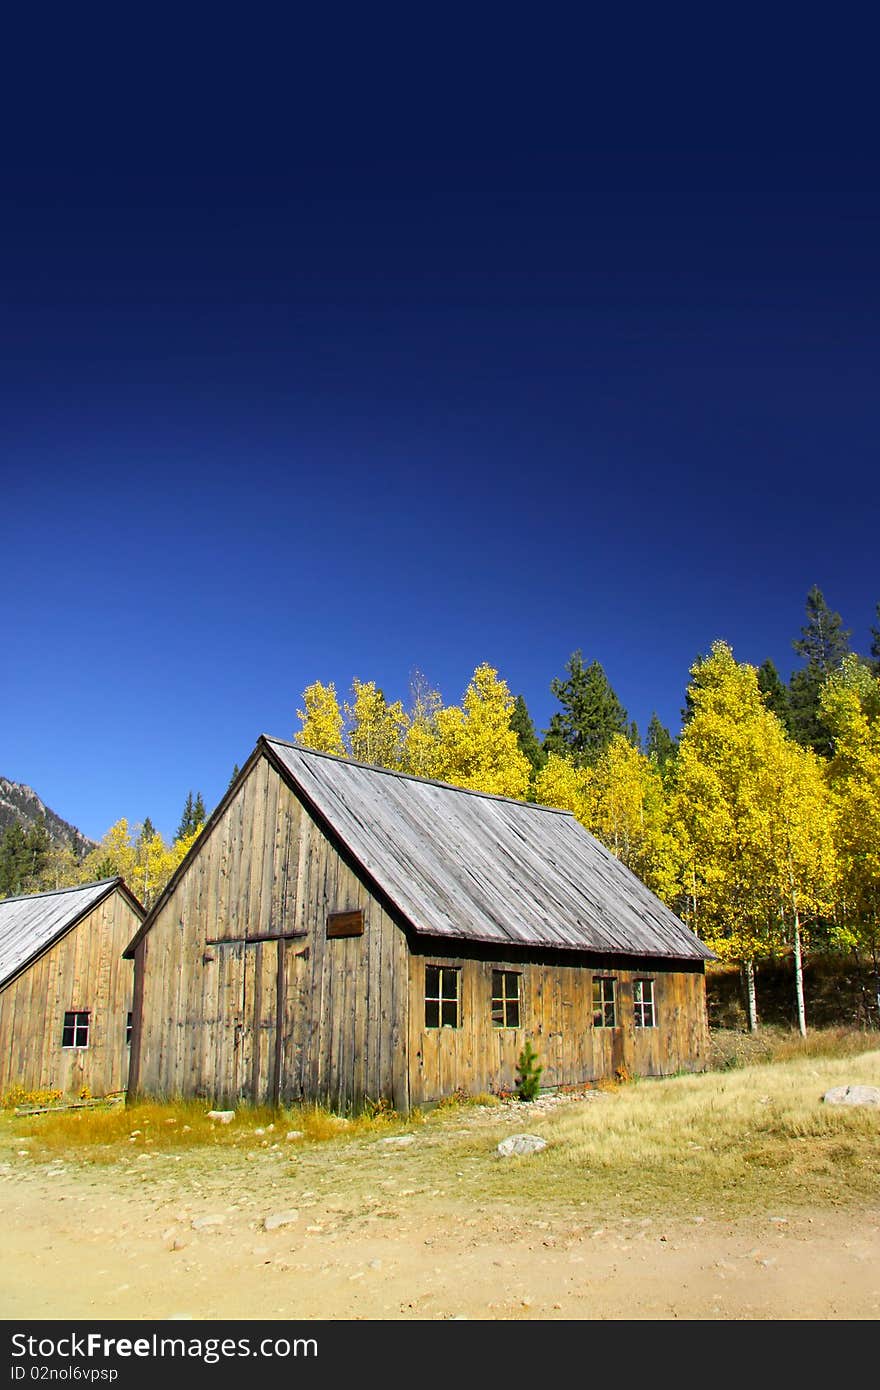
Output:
130,755,410,1110
0,890,139,1097
407,945,709,1105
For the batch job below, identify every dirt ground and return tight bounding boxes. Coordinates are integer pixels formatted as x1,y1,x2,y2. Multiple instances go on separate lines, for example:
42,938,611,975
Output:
2,1098,879,1322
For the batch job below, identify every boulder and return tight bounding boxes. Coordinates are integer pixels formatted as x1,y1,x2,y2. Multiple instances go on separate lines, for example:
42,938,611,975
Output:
497,1133,547,1157
206,1110,235,1124
263,1210,300,1232
823,1084,880,1107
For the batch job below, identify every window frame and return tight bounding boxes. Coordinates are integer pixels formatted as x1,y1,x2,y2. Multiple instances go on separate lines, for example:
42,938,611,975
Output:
633,978,656,1028
424,963,461,1029
61,1009,91,1049
591,976,618,1028
491,969,522,1028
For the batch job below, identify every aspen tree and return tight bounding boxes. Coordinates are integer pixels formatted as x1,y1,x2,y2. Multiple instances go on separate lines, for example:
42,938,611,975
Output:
294,680,346,755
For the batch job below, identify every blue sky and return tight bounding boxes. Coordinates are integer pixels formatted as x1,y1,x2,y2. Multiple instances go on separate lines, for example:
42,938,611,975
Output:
2,13,878,842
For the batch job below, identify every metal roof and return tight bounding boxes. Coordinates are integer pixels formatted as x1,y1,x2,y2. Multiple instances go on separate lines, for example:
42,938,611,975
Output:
0,879,136,990
264,739,713,961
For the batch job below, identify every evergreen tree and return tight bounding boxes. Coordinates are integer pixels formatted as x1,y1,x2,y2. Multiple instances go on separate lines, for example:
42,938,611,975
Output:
510,695,546,775
870,602,880,675
792,585,851,673
0,823,28,896
789,586,851,755
138,817,156,846
0,819,50,897
757,659,792,733
193,792,207,828
175,792,195,843
645,713,677,778
543,651,628,768
228,764,241,790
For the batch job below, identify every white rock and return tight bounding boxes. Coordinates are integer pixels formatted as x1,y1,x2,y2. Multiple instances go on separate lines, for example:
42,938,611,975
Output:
497,1133,547,1157
263,1210,300,1232
377,1135,416,1147
207,1110,235,1124
191,1214,226,1230
823,1084,880,1107
286,1131,304,1141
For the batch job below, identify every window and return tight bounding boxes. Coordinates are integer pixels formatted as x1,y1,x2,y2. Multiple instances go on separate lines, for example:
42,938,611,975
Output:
491,970,521,1028
62,1010,90,1048
633,979,656,1028
425,965,460,1028
592,977,617,1028
125,1011,133,1046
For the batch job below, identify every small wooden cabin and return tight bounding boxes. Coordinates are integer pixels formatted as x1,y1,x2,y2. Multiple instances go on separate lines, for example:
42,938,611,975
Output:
0,878,145,1098
126,738,713,1110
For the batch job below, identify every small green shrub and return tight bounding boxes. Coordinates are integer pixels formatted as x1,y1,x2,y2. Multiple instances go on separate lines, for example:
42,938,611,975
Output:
515,1040,543,1101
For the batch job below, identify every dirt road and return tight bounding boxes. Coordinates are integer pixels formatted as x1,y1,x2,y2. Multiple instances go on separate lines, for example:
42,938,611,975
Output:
3,1100,878,1321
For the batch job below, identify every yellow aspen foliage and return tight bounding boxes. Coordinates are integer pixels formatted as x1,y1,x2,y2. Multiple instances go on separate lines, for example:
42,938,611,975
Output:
583,735,678,901
78,819,205,908
295,680,346,756
401,671,443,778
533,753,591,820
670,642,785,966
820,657,880,953
431,664,531,799
345,679,408,769
79,819,138,887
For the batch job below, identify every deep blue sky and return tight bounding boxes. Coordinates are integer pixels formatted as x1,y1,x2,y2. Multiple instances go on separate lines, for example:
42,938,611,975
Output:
2,13,878,842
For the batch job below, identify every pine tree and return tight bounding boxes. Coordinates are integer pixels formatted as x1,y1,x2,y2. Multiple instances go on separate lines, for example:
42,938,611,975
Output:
789,587,851,755
0,823,28,896
645,713,677,778
175,793,195,843
792,586,851,673
757,660,792,733
193,793,206,828
510,695,546,776
543,652,628,767
228,764,241,790
870,602,880,675
515,1039,543,1101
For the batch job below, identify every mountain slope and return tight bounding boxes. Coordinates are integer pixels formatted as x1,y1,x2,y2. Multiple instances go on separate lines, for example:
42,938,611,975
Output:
0,778,95,857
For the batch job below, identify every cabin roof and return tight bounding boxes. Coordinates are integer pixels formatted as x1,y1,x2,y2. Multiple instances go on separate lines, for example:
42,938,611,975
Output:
0,879,144,990
262,738,713,961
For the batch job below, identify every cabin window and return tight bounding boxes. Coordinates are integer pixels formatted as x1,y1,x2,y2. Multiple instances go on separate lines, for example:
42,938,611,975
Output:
633,979,656,1028
592,977,617,1028
491,970,521,1027
61,1010,90,1049
125,1012,133,1046
425,965,460,1028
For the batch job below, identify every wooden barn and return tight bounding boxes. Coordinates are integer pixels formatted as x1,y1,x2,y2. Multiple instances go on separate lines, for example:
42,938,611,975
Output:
126,737,713,1111
0,878,145,1098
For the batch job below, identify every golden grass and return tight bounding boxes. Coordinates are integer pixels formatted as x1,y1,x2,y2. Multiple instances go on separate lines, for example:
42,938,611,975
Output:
472,1046,880,1215
8,1096,414,1162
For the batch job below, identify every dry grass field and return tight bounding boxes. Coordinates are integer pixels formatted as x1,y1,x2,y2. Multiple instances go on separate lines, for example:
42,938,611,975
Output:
2,1029,879,1321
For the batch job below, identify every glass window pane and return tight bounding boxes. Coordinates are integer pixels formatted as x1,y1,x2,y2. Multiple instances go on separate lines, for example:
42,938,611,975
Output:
441,1000,458,1028
507,1000,520,1028
441,970,457,1000
492,1003,504,1025
425,999,439,1028
426,965,440,997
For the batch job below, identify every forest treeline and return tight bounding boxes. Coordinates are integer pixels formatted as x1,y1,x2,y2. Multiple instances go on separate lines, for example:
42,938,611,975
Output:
2,586,878,1034
291,587,880,1034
